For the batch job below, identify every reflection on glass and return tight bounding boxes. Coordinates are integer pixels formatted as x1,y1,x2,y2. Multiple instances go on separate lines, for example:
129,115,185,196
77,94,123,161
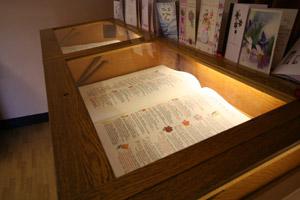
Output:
54,21,142,54
67,41,286,118
66,41,287,177
67,42,163,86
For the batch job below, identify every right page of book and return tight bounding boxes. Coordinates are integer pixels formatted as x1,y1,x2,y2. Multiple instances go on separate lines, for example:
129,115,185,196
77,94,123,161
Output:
95,87,250,177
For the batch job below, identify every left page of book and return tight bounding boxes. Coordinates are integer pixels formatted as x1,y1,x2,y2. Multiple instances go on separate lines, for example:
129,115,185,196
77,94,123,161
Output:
79,65,201,122
179,0,197,46
95,87,249,177
195,0,220,54
156,1,178,40
125,0,138,27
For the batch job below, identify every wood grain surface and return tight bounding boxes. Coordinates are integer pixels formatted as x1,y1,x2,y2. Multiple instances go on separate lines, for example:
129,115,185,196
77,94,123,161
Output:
0,123,57,200
202,144,300,200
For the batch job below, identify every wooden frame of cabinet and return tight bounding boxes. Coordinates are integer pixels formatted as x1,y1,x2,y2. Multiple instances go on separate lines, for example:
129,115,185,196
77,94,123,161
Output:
40,19,300,200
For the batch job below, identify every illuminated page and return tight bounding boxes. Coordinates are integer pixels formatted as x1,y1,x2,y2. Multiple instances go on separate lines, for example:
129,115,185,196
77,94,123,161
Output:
79,66,201,122
95,87,250,177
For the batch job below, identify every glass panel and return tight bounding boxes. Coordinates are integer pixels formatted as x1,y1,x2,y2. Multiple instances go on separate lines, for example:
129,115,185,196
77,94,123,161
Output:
67,41,286,117
54,21,142,54
67,41,286,177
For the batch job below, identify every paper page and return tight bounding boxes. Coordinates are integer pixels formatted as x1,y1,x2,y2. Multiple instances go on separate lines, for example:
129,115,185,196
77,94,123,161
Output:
179,0,187,43
212,0,225,54
95,87,250,177
125,0,137,27
79,66,201,122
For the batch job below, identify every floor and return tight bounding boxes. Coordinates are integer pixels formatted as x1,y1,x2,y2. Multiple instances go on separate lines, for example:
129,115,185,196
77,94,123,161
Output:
0,122,299,200
246,167,300,200
0,123,57,200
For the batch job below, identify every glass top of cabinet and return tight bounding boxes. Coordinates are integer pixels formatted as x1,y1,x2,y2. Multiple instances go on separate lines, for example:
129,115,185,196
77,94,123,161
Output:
66,41,289,177
67,41,287,119
54,21,142,54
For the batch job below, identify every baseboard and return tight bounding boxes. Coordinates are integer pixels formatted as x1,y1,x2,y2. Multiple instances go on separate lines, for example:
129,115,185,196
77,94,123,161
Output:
0,112,49,130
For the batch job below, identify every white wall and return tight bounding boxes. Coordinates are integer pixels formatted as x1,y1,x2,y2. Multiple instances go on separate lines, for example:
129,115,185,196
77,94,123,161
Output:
0,0,113,119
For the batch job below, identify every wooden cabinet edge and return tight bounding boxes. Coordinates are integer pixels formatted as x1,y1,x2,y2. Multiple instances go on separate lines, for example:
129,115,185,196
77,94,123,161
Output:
199,143,300,200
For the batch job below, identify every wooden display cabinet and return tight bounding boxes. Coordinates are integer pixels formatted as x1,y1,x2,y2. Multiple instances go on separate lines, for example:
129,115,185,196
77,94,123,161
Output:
41,20,300,200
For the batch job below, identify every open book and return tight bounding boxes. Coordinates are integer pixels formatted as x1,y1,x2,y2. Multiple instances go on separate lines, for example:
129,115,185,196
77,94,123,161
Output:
79,65,249,177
